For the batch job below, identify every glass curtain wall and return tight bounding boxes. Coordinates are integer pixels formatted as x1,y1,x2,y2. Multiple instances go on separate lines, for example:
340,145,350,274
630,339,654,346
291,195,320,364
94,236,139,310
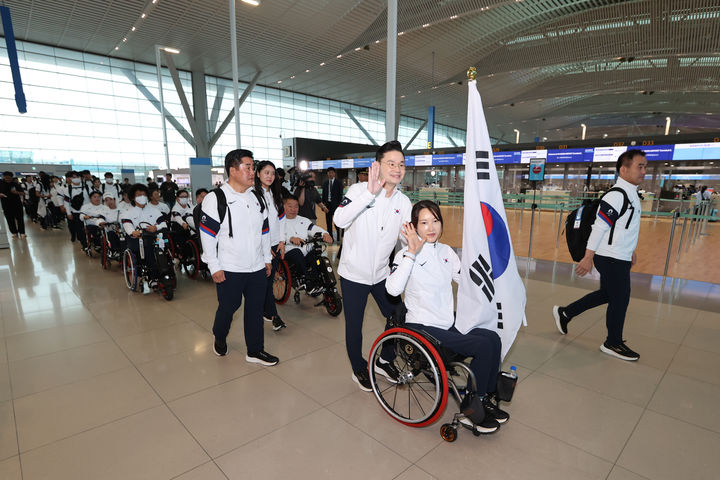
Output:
0,40,195,176
1,40,466,176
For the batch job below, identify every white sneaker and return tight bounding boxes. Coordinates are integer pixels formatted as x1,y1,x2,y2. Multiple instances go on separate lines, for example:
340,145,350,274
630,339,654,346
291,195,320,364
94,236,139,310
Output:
142,281,151,294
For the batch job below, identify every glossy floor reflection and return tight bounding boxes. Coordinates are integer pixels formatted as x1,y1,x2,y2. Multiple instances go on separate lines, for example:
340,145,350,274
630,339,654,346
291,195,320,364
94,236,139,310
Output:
1,225,720,480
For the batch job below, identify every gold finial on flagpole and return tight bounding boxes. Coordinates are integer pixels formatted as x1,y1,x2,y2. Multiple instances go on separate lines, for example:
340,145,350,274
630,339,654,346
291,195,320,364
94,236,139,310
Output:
466,66,477,80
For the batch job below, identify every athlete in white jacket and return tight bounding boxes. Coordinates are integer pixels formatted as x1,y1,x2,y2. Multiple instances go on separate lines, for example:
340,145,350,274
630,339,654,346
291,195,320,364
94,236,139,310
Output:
283,196,332,295
256,161,288,331
554,149,647,361
199,149,278,367
385,200,506,434
332,140,412,391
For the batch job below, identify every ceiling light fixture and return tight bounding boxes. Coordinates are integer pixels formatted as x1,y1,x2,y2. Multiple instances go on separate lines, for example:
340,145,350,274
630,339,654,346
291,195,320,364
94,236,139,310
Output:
131,26,136,31
355,47,361,51
305,69,310,73
450,15,458,19
375,40,380,44
290,75,295,79
336,54,342,58
141,13,146,18
277,80,282,84
398,31,404,35
161,47,180,54
320,62,325,66
114,46,119,50
122,37,127,42
241,0,260,6
422,23,430,28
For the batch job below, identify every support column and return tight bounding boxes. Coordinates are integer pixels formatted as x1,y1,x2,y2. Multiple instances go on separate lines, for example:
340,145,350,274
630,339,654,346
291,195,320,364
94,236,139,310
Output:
191,70,211,157
562,164,569,190
385,0,397,142
229,0,241,147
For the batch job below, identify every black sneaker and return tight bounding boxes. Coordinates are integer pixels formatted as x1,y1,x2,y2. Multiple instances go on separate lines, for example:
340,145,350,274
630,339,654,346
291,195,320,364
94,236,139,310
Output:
459,415,500,435
272,315,287,331
246,350,279,366
374,358,399,384
553,305,570,335
213,337,228,356
352,369,372,392
263,314,273,322
483,395,509,424
600,341,640,361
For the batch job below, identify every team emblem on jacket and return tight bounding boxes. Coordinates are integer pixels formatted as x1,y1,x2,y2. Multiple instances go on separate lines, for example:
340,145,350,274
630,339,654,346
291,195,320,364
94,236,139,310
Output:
395,209,399,213
444,258,448,263
201,215,207,223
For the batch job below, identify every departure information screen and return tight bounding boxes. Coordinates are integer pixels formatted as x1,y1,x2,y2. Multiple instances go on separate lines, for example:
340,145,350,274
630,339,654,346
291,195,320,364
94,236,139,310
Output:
316,142,719,169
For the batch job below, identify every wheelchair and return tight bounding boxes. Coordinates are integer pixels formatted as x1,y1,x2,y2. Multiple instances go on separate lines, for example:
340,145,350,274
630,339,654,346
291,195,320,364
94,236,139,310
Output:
100,222,127,271
368,308,517,442
122,223,177,301
167,223,207,280
272,232,342,317
83,219,105,257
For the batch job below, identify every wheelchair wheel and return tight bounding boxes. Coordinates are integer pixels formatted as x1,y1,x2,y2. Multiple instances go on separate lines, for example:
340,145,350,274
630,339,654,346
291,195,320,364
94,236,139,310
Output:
158,274,174,301
324,291,342,317
84,228,93,257
440,424,457,442
122,249,138,292
273,259,292,304
369,328,449,427
182,239,201,279
101,232,111,270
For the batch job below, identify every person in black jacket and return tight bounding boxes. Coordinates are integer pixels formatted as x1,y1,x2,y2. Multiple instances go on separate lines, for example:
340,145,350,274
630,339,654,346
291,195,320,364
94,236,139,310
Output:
0,171,26,238
322,167,343,240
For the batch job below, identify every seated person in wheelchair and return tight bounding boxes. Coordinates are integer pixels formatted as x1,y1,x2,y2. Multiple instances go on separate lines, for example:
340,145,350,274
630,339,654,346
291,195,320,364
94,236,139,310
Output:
386,200,507,434
80,190,106,250
283,195,332,295
121,184,168,282
170,189,194,244
101,192,123,256
149,187,170,216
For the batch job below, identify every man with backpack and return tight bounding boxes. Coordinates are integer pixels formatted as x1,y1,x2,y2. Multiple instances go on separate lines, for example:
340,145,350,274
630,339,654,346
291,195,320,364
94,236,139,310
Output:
199,149,278,366
554,149,647,361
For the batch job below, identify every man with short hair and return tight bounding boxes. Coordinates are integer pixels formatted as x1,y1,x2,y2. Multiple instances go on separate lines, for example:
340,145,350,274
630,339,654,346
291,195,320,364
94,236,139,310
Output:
102,172,121,200
200,149,278,366
334,140,412,390
64,171,91,249
160,173,179,209
554,149,647,361
322,167,343,240
0,171,26,238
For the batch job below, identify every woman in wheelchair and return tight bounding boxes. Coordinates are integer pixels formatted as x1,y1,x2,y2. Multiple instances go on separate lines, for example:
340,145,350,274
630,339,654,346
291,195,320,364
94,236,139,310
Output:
283,195,333,295
121,184,168,289
101,192,123,258
170,189,194,253
382,200,508,435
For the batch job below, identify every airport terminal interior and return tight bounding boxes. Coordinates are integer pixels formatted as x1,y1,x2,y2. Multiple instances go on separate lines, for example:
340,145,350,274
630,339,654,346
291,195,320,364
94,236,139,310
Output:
1,1,720,479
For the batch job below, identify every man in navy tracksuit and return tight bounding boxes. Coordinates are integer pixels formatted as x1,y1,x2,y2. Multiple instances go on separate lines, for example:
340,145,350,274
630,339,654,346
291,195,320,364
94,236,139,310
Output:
333,141,412,391
553,149,647,361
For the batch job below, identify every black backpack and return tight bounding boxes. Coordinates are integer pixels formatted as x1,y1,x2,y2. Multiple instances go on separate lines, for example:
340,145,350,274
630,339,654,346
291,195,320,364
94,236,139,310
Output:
68,184,88,211
210,186,265,238
565,187,631,262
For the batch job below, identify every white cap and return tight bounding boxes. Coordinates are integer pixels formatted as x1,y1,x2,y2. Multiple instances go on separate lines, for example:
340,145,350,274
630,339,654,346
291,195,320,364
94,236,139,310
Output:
102,192,114,200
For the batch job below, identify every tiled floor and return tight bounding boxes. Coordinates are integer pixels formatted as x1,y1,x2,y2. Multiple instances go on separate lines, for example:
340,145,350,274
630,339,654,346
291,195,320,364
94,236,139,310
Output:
1,226,720,480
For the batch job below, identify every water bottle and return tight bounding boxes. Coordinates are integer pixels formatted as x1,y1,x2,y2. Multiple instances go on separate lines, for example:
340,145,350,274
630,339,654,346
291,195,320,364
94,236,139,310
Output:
508,365,518,379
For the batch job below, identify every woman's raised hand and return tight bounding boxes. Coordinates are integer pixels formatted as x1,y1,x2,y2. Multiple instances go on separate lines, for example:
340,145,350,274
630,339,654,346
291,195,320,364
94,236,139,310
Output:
401,222,425,255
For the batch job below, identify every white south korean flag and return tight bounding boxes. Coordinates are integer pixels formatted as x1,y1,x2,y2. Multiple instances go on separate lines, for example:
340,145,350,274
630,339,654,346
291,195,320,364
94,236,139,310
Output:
454,77,527,359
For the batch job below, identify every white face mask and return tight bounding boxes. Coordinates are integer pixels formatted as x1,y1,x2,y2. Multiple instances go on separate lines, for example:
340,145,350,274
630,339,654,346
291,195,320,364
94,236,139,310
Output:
105,179,113,184
134,195,148,205
177,197,188,206
71,178,81,185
